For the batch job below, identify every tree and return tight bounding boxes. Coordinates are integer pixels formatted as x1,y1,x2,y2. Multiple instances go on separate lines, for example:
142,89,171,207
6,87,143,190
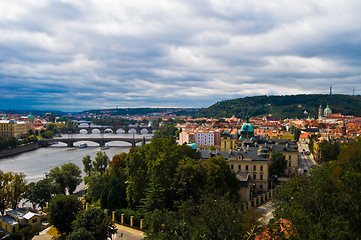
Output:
66,228,95,240
48,194,82,236
82,155,92,176
71,208,116,240
49,163,82,195
273,140,361,239
144,194,243,240
5,172,27,209
270,151,287,177
27,178,55,209
92,151,109,174
0,170,11,215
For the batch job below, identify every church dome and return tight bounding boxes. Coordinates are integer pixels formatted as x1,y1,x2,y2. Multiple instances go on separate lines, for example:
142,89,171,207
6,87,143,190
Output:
27,113,35,119
241,122,254,133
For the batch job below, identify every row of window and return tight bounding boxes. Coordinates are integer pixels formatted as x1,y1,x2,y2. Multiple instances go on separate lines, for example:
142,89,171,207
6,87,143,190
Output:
230,164,264,171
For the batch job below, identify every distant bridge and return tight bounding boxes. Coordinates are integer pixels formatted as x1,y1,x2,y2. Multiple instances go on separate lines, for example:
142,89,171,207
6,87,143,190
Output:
39,137,152,147
61,125,160,134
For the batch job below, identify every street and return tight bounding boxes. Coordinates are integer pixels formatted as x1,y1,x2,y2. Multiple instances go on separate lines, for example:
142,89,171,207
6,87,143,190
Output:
297,142,316,174
256,201,274,225
113,224,145,240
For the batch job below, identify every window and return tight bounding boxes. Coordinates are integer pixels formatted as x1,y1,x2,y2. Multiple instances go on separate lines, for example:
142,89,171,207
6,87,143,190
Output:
253,165,256,171
260,175,263,180
230,164,233,170
238,165,241,170
246,165,248,171
32,218,37,223
289,155,291,160
260,166,263,171
289,162,291,167
260,184,263,189
253,174,256,180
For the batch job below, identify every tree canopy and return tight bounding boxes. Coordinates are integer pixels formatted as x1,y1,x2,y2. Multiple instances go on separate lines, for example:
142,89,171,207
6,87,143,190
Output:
273,139,361,239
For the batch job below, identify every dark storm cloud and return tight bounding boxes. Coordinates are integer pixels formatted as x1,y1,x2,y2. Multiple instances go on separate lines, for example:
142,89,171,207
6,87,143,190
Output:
0,0,360,111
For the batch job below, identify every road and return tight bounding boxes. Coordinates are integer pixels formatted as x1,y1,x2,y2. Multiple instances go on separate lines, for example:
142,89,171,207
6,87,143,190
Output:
113,224,145,240
256,201,274,225
297,142,317,174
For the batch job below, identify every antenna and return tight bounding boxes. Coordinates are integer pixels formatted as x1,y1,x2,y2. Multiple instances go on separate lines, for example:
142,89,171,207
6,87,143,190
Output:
330,85,332,95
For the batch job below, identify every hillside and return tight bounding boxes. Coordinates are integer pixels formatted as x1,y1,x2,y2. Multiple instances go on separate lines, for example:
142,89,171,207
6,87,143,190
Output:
193,94,361,119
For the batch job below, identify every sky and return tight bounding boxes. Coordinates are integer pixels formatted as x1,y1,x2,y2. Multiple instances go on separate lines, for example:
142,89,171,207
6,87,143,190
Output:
1,0,361,112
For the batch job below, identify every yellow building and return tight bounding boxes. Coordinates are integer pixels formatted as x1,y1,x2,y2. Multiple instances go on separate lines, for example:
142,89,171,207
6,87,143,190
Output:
220,136,238,151
0,120,31,139
0,208,42,233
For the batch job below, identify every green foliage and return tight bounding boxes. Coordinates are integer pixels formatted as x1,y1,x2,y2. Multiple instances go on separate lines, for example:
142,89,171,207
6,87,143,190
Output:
125,138,240,213
0,171,27,215
270,151,287,177
319,141,340,162
92,117,129,126
49,163,82,195
93,151,109,173
273,140,361,239
26,178,56,209
0,136,19,150
66,228,95,240
194,94,361,119
153,124,178,139
115,208,143,227
71,208,116,240
144,194,243,240
48,194,82,236
82,155,92,176
290,126,301,141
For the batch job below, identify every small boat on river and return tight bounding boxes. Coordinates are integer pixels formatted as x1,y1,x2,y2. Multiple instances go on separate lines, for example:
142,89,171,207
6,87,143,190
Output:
78,143,87,149
100,144,110,150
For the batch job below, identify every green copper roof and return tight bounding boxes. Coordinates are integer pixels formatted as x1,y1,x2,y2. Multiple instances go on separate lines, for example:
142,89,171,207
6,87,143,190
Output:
241,122,254,132
187,143,198,149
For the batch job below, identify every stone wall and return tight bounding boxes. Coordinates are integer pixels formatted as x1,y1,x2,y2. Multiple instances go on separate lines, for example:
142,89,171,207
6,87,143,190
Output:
0,142,40,158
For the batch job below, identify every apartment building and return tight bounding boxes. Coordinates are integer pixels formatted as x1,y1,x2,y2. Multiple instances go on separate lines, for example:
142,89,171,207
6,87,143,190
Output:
0,120,31,139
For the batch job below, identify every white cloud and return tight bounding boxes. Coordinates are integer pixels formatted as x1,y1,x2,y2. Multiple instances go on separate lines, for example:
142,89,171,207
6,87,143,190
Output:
0,0,361,111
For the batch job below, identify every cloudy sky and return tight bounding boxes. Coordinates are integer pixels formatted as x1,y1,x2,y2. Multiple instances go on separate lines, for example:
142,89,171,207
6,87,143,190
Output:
1,0,360,111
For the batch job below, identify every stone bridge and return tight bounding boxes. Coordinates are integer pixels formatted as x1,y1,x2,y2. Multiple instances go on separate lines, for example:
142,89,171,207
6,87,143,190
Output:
40,137,152,147
61,125,160,134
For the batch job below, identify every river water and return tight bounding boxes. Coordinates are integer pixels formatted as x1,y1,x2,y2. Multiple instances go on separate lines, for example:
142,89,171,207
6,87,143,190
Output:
0,132,153,185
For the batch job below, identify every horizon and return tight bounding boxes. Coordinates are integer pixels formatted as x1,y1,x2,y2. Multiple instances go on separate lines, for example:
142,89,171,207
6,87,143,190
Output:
1,0,361,111
1,93,359,114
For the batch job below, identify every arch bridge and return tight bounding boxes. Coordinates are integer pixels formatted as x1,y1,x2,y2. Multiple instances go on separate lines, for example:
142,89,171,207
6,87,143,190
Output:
61,125,160,134
39,137,152,148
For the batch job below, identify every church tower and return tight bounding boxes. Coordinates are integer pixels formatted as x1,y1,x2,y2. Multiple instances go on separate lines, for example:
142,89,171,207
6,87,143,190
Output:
318,105,323,120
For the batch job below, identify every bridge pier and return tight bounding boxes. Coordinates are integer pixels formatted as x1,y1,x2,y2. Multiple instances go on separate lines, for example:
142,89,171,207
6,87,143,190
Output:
131,139,136,147
67,141,74,147
99,139,105,147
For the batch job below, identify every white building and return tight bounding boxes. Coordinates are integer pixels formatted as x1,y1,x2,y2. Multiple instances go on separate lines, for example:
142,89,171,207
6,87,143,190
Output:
196,130,215,146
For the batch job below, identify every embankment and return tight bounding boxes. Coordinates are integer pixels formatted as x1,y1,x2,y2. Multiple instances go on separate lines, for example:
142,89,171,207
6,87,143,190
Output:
0,142,41,158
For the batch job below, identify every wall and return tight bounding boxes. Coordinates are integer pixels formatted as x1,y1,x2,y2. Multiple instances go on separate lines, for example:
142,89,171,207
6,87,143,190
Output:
0,142,40,158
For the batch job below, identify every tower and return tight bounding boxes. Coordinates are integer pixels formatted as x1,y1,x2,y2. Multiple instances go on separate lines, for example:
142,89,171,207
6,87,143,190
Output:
318,105,323,120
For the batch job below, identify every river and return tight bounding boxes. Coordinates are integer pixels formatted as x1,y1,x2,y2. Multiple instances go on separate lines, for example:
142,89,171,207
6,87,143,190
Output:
0,132,153,184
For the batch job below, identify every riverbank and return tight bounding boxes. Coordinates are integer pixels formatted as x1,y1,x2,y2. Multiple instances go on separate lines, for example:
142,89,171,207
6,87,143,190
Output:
0,142,40,158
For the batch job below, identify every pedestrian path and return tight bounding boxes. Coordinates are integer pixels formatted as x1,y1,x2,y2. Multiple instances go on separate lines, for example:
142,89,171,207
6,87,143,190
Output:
113,224,145,240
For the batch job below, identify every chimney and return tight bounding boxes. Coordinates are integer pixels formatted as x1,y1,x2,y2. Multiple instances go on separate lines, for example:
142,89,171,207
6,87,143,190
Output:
257,149,261,156
286,142,289,147
259,145,262,150
247,145,249,151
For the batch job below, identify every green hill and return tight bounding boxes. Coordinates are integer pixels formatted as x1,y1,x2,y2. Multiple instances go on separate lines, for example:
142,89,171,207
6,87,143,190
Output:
194,94,361,120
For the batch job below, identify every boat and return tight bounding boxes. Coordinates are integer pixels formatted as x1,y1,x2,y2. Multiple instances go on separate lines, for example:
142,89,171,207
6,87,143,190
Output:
101,144,110,150
78,143,87,149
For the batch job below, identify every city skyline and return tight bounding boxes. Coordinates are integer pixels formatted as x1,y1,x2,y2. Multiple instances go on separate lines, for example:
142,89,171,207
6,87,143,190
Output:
1,0,361,111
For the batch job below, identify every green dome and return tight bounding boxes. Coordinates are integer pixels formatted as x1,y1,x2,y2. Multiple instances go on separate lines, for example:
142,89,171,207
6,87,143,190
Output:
241,122,254,133
187,143,198,149
27,113,35,119
2,116,7,120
